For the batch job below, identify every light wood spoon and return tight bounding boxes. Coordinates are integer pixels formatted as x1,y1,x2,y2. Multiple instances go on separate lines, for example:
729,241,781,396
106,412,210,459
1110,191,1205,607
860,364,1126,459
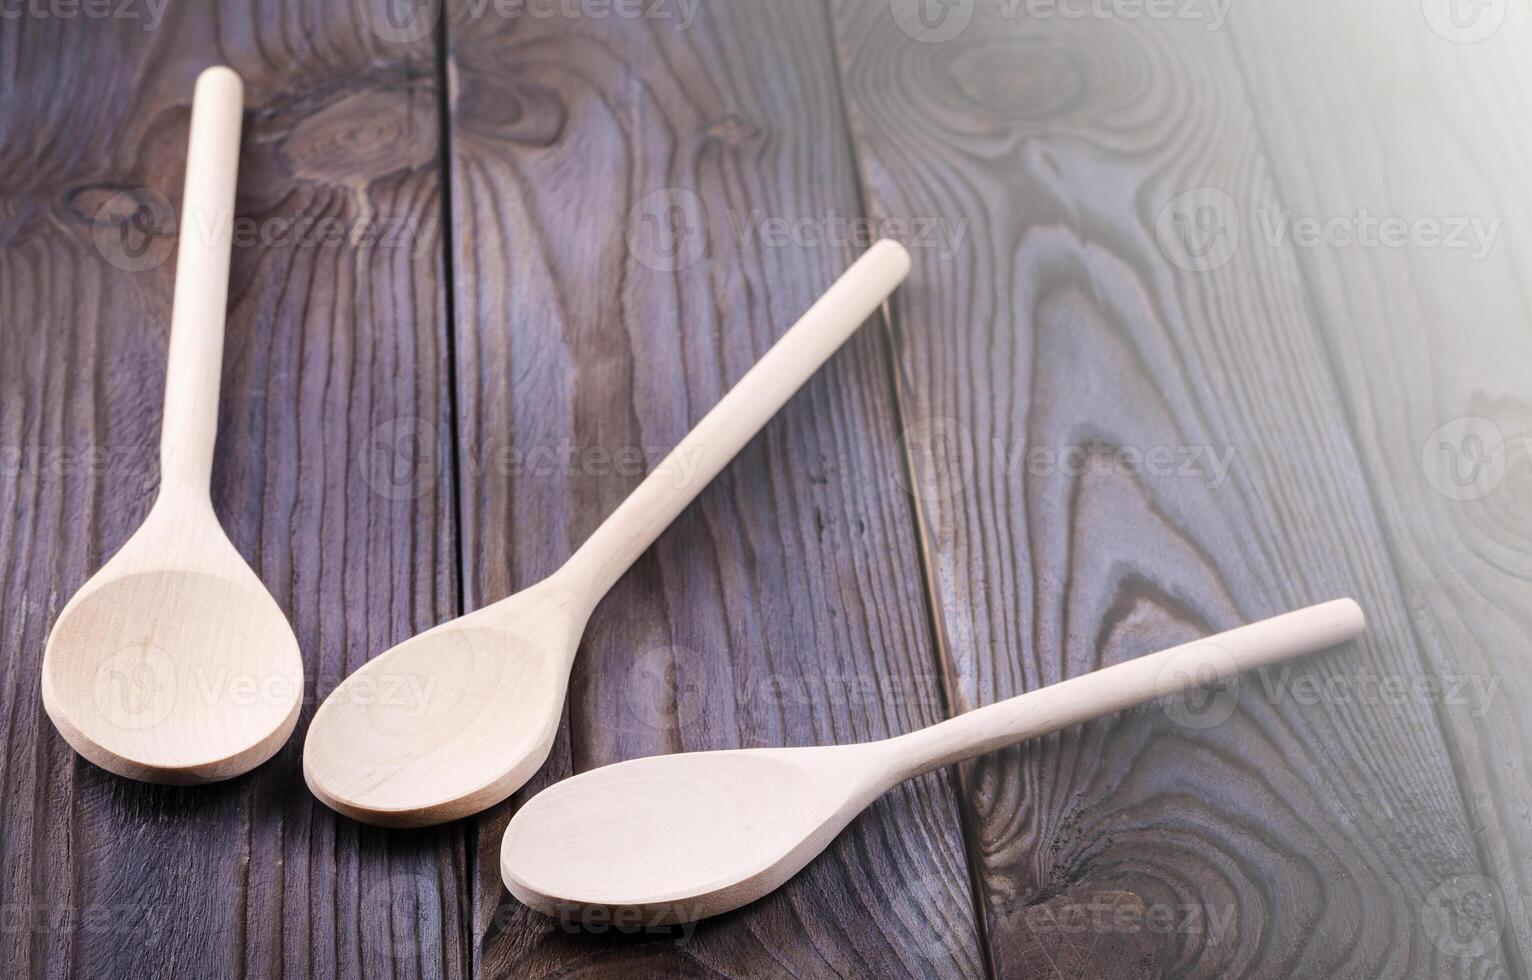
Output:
501,599,1365,923
41,67,304,783
304,239,913,827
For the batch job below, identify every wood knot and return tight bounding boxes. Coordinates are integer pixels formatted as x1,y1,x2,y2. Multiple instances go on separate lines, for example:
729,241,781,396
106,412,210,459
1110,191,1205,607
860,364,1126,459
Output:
457,73,566,147
63,183,174,231
703,115,764,149
948,38,1084,119
280,88,436,185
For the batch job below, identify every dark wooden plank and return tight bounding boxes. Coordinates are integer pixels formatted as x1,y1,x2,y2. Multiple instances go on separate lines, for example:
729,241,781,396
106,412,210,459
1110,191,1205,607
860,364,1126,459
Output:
830,3,1505,977
0,4,467,976
442,2,985,976
1228,5,1532,973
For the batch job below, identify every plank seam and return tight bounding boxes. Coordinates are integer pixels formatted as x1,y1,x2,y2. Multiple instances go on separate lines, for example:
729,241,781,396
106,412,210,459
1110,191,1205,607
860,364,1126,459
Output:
816,3,999,977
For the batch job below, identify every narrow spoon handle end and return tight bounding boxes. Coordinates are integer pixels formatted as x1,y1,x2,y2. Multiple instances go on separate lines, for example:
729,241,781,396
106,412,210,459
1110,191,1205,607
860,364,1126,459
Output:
556,240,911,604
892,598,1366,778
160,66,244,496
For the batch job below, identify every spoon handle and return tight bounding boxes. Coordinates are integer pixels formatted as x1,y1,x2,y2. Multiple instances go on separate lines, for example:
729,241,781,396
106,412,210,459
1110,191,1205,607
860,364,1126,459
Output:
159,67,244,496
888,599,1366,778
557,240,911,602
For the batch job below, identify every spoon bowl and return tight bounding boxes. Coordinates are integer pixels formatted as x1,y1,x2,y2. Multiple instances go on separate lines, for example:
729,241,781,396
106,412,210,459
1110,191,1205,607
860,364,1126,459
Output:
304,580,587,826
43,506,303,782
501,745,885,923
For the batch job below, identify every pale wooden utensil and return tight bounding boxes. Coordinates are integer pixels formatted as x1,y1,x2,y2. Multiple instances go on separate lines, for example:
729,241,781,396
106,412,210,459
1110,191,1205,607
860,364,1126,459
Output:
41,67,303,783
303,240,913,827
501,599,1365,923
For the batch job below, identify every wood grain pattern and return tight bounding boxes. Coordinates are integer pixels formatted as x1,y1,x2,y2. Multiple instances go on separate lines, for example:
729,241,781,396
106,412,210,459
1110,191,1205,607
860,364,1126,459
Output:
1227,4,1532,973
0,4,467,977
3,2,1527,978
829,2,1509,976
441,1,984,975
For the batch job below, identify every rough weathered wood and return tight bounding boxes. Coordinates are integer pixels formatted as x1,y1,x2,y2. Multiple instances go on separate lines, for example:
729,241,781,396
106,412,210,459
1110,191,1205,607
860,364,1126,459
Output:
830,2,1506,976
0,5,466,977
1228,5,1532,973
442,2,984,975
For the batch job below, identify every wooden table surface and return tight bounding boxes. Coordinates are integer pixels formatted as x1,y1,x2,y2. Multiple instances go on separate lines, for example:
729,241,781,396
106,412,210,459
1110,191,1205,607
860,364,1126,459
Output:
2,2,1529,977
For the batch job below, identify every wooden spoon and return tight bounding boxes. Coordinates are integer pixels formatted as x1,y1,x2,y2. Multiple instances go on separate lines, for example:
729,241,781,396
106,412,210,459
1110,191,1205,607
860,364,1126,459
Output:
41,67,304,783
303,240,913,827
501,599,1365,923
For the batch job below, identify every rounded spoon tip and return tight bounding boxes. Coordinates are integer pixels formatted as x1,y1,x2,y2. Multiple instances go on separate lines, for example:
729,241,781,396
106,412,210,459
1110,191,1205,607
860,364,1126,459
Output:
42,569,303,783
